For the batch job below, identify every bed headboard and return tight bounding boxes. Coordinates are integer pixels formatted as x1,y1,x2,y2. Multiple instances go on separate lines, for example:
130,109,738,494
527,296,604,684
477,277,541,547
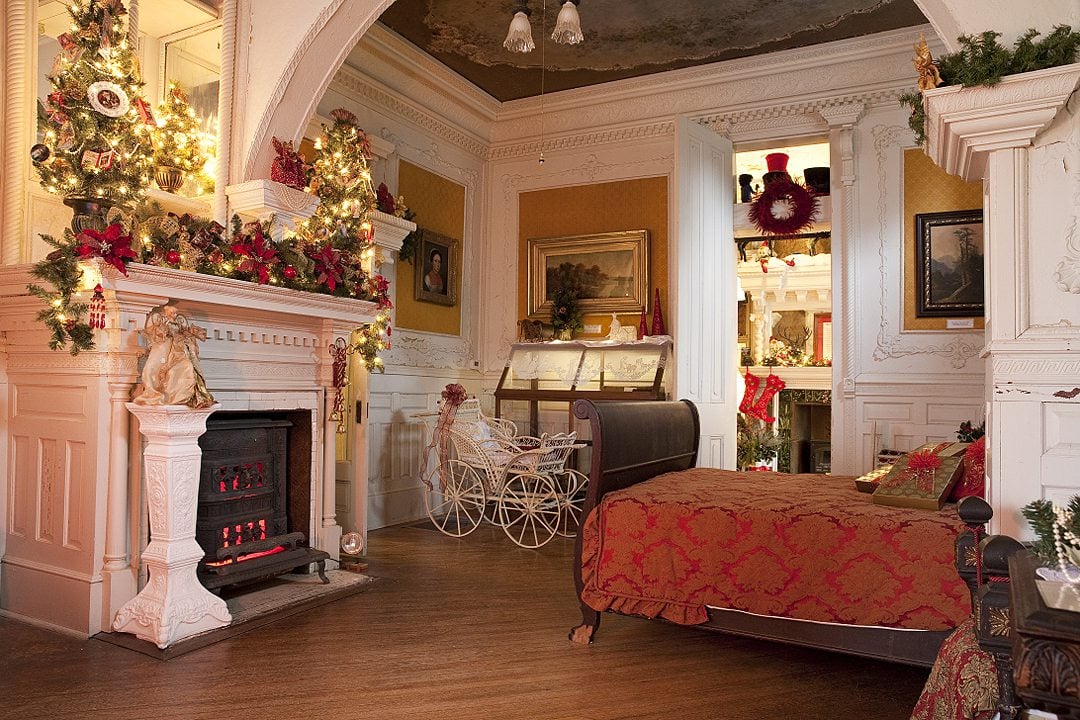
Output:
572,398,700,514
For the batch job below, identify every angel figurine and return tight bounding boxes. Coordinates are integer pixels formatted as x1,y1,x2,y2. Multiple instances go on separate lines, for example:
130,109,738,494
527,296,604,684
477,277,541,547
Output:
131,306,215,408
913,33,942,91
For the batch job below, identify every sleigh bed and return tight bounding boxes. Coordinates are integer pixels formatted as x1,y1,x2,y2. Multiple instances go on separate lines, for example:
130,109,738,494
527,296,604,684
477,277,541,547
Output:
568,399,988,667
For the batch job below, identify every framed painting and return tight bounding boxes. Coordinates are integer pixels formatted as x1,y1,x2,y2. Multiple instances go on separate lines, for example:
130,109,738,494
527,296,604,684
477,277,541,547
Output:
914,209,984,318
414,229,458,306
527,230,649,318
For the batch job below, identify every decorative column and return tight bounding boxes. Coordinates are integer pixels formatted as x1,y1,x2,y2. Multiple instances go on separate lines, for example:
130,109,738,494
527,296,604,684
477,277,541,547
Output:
113,403,231,648
225,179,319,243
100,381,137,624
819,101,865,476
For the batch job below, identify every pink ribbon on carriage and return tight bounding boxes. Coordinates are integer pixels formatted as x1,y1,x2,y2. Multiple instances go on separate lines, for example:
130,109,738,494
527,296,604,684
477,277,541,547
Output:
420,383,468,492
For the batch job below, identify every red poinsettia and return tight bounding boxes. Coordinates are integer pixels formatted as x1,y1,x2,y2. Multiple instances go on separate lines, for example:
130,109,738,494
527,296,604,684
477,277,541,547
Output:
306,243,344,292
229,223,279,284
376,183,396,214
368,273,393,309
75,223,136,275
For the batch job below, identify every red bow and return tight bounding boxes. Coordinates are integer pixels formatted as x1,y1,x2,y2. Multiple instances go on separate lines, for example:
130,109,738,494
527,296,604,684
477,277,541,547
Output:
76,223,136,275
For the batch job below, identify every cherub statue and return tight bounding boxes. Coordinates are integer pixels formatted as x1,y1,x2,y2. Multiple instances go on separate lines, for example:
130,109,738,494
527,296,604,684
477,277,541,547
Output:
131,306,215,408
913,33,942,92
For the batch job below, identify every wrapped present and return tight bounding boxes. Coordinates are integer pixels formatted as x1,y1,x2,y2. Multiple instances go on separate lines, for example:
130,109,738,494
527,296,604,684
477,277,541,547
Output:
872,441,968,510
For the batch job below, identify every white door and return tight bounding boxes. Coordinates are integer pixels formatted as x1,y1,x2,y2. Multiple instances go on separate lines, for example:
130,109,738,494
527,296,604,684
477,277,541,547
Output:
673,116,737,468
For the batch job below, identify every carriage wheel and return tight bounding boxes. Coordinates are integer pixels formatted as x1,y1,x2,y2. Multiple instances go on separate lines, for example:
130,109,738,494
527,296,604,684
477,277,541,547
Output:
497,473,560,548
424,460,486,537
555,469,589,538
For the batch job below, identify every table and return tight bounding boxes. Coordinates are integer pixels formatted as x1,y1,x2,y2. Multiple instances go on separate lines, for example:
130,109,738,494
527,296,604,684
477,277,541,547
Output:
1009,551,1080,719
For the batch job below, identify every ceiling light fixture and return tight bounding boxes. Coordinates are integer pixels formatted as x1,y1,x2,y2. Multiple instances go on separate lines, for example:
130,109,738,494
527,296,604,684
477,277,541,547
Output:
551,0,583,45
504,0,583,53
503,0,536,53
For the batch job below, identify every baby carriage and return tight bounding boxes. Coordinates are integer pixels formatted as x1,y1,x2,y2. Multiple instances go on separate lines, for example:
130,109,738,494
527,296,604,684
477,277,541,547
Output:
417,398,587,548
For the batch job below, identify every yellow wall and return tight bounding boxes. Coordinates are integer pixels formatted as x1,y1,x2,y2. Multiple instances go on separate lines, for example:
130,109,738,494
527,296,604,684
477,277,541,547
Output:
395,160,465,335
518,177,669,337
903,149,984,331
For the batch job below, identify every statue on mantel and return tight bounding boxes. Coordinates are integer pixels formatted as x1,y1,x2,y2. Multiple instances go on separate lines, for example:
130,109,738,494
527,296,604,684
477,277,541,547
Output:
132,306,215,408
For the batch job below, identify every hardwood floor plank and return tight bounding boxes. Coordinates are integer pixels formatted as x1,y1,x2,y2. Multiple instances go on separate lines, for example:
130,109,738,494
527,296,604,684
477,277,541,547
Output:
0,523,931,719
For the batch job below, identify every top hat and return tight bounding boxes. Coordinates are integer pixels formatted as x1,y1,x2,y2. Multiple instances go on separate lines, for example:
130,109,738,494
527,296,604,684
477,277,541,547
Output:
764,153,790,173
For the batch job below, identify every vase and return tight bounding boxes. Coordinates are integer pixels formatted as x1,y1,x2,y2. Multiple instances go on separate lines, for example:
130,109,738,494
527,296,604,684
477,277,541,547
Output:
63,196,110,234
155,165,184,193
556,328,573,341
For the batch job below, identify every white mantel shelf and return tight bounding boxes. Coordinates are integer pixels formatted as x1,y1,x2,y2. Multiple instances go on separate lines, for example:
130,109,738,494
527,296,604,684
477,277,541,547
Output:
743,365,832,391
923,63,1080,182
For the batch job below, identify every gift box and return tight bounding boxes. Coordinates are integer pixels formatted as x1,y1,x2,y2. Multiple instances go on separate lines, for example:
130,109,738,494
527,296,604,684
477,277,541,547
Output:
872,442,968,510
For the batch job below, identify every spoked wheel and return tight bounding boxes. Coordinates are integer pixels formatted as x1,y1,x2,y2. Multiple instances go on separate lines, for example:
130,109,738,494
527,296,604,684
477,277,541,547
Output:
497,472,560,548
424,460,486,537
554,469,589,538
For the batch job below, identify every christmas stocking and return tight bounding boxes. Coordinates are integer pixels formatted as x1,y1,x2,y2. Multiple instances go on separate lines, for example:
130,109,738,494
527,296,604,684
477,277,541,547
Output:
749,372,786,423
739,369,761,414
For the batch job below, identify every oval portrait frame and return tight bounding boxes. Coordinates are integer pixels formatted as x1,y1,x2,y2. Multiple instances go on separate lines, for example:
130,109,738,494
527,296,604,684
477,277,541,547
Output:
87,81,130,118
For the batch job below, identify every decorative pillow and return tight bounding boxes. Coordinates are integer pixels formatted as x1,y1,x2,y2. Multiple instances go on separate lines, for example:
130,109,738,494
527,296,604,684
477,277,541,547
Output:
950,436,986,502
872,441,968,510
911,617,998,720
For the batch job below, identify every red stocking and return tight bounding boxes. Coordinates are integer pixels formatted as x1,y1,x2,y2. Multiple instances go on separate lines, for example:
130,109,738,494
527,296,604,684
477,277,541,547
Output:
739,369,761,414
749,372,785,423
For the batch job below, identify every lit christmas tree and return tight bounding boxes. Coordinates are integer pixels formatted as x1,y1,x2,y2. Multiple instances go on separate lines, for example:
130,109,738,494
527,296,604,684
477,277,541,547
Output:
152,82,209,193
298,109,377,256
32,0,154,208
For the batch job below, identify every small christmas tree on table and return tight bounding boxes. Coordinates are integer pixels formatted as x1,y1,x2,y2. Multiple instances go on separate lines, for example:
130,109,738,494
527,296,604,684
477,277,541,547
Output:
152,83,209,194
32,0,154,219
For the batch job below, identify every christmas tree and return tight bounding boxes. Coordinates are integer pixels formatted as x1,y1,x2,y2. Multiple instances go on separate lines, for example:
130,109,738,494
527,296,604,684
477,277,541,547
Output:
152,82,210,193
295,108,377,296
33,0,154,207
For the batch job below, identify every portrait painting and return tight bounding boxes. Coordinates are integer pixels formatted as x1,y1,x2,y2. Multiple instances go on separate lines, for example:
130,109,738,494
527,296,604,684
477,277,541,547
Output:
528,230,649,318
414,229,457,306
914,210,984,317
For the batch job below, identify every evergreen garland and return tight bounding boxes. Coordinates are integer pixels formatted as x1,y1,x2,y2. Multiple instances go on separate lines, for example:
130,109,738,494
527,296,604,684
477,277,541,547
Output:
901,25,1080,144
1022,495,1080,565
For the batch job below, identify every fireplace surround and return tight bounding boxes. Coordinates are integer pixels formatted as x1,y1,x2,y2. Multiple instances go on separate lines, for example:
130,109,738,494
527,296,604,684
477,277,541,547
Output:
0,260,376,637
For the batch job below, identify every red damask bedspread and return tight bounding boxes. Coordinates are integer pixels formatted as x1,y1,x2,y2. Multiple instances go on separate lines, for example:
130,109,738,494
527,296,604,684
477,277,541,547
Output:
579,468,970,630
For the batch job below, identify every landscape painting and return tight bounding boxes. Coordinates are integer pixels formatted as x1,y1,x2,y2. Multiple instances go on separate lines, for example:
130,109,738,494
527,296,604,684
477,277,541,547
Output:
528,231,649,318
915,210,984,318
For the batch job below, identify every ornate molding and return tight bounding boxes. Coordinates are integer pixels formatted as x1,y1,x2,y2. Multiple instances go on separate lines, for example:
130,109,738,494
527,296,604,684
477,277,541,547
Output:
871,125,981,370
1054,112,1080,294
500,152,674,203
923,63,1080,182
331,71,489,159
390,332,473,370
488,121,675,161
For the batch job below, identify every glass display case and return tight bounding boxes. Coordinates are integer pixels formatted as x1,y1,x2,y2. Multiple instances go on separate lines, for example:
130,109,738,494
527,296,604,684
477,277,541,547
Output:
494,337,672,436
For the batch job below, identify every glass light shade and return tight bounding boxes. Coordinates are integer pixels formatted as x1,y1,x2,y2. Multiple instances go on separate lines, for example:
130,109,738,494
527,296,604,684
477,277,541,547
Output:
503,10,535,53
551,1,584,45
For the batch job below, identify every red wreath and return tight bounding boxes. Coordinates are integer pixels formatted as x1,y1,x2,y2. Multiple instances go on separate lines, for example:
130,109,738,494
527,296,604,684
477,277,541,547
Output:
748,177,818,236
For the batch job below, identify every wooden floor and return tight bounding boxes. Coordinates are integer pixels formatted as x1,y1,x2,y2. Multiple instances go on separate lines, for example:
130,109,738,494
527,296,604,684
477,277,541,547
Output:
0,522,931,719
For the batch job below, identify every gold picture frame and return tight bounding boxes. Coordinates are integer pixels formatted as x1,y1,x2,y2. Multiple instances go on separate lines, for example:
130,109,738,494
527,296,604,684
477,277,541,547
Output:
414,229,458,306
527,230,650,319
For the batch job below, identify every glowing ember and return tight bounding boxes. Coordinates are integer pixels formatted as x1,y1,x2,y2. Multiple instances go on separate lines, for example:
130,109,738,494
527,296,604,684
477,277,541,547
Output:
204,545,287,568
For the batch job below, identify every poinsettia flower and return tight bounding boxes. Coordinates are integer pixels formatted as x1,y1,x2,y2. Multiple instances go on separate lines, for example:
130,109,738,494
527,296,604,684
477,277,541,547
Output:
75,223,136,275
230,224,279,284
306,243,344,292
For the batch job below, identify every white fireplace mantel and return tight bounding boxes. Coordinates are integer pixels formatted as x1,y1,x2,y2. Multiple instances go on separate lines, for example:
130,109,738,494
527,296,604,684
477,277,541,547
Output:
0,262,377,637
923,63,1080,183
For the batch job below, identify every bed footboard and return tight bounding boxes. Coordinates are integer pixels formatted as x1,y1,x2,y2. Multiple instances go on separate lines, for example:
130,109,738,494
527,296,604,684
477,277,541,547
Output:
568,399,700,644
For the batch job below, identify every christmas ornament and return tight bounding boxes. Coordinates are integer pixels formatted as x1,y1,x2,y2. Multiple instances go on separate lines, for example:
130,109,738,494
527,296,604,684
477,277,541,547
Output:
650,288,666,336
283,265,297,279
86,81,129,118
89,284,106,329
166,249,181,265
30,144,51,163
638,306,648,339
270,136,308,189
133,97,155,125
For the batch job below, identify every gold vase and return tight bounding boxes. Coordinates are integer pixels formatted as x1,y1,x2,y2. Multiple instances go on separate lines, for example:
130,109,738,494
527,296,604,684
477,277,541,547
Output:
155,165,184,193
63,196,110,234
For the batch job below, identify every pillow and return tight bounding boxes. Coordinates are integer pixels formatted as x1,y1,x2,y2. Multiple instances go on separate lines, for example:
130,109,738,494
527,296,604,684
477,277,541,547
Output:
950,436,986,501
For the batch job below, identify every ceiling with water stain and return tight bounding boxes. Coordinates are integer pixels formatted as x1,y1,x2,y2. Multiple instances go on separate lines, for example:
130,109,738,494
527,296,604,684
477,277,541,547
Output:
376,0,928,101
